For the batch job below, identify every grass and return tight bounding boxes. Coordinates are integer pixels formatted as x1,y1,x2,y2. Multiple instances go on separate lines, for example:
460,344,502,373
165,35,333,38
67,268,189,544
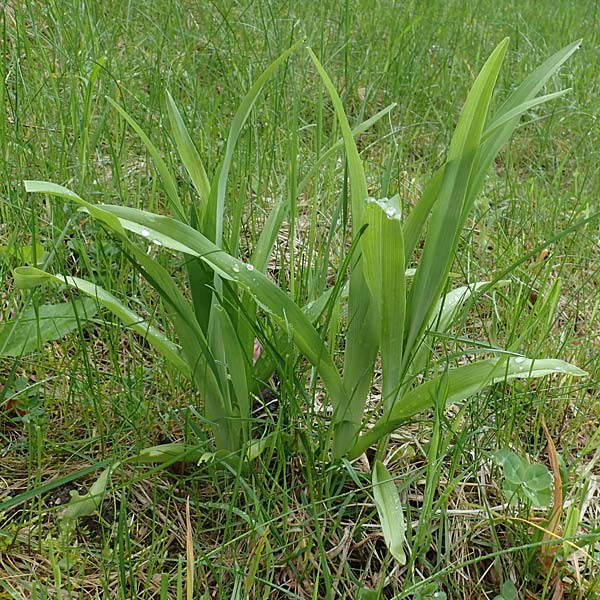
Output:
1,0,600,598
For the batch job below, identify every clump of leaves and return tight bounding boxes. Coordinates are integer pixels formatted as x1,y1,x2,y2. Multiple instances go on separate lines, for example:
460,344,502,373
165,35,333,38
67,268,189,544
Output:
12,40,588,542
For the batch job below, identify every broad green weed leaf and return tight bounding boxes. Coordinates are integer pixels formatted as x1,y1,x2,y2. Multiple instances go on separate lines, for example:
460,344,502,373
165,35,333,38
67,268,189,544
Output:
526,464,552,491
372,461,406,564
402,165,444,261
494,581,519,600
491,40,581,126
24,180,125,235
211,302,251,442
0,242,45,266
62,464,116,523
388,355,584,429
468,40,581,219
165,91,216,334
496,450,528,484
132,443,207,464
0,298,97,357
13,267,190,377
522,485,552,507
482,89,570,141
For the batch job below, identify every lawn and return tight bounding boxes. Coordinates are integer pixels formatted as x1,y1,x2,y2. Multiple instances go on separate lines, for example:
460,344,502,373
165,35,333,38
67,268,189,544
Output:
1,1,599,598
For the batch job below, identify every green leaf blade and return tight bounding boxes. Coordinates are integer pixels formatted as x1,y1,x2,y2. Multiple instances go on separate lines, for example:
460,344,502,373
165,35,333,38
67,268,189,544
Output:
404,39,509,365
350,356,586,459
0,298,98,357
362,197,405,408
106,97,185,221
372,461,407,565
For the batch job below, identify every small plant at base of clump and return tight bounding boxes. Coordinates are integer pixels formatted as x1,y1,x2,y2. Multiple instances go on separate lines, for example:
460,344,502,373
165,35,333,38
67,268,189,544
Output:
494,449,553,508
494,580,519,600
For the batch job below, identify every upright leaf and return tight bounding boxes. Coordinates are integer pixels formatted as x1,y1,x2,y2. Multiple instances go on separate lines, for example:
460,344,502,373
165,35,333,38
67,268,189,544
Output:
308,48,379,458
404,39,509,368
165,91,211,210
106,97,185,221
206,41,302,248
165,91,215,334
362,196,405,410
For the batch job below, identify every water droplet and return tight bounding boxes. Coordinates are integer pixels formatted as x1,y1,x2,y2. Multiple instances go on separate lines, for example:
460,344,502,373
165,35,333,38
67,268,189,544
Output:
514,356,526,364
232,265,240,273
153,239,162,247
141,229,150,237
246,264,254,272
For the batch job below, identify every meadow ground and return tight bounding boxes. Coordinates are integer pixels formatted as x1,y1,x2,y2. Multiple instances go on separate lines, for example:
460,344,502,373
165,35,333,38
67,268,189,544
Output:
1,1,599,598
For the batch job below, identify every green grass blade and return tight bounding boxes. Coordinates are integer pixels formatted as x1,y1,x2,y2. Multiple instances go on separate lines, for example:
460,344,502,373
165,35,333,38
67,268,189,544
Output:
306,47,368,228
206,40,303,248
297,102,397,197
105,97,186,221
